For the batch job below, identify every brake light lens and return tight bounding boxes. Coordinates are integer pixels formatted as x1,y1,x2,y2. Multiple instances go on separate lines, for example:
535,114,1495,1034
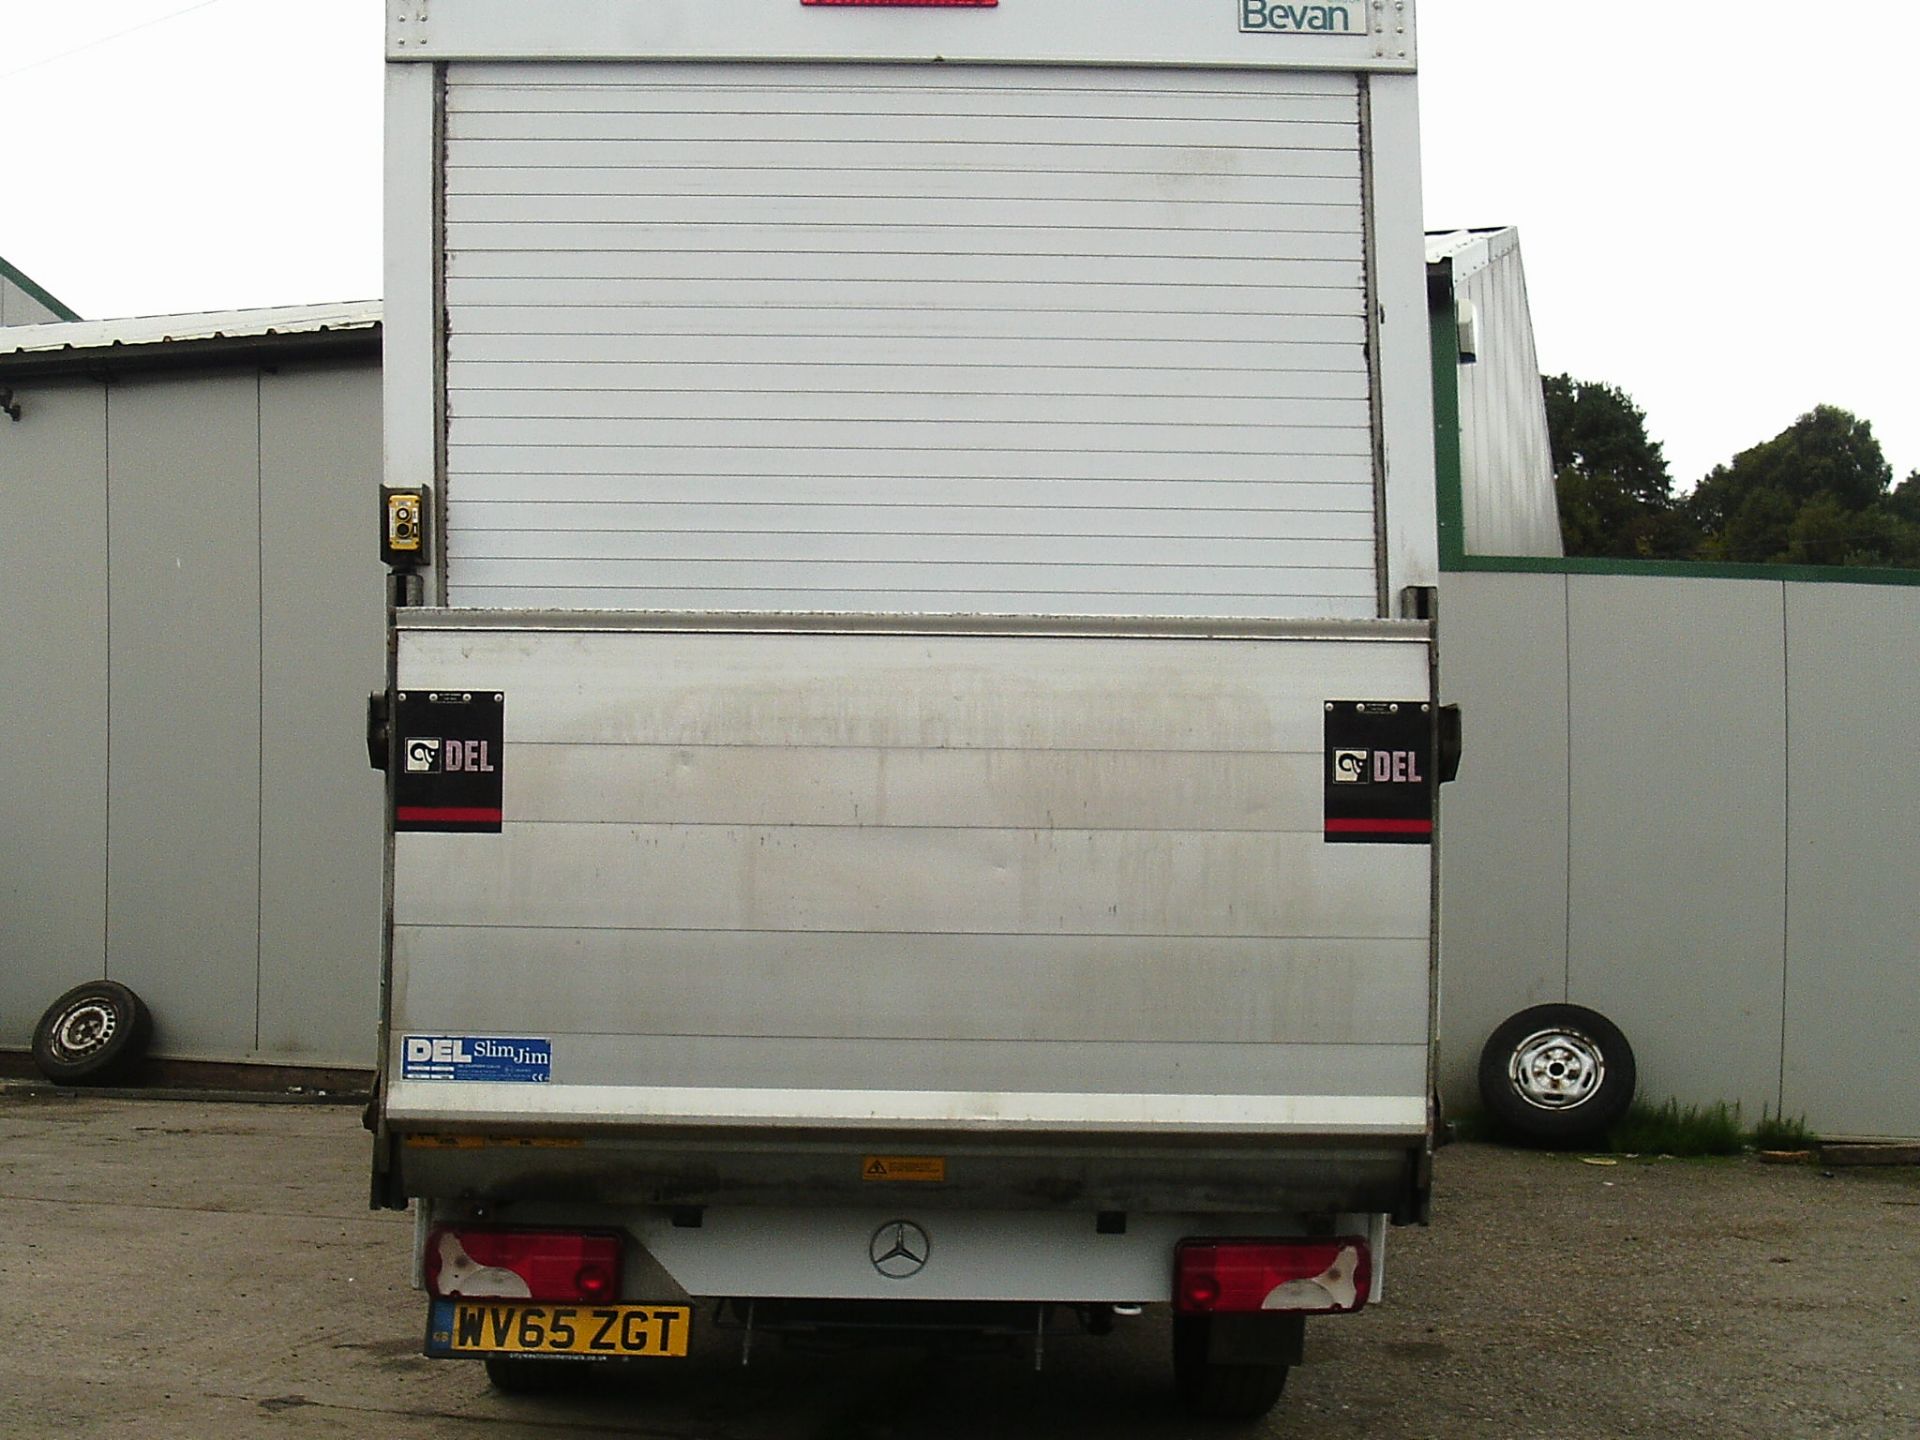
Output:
426,1227,622,1303
1174,1238,1372,1315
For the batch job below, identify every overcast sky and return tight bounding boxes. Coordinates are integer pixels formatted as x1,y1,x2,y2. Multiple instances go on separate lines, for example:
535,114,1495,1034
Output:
2,1,1914,488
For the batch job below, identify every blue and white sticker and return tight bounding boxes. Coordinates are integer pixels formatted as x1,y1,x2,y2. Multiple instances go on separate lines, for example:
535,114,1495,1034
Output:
402,1035,552,1083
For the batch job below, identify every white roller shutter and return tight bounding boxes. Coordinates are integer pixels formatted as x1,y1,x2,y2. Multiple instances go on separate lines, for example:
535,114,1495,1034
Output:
442,63,1379,618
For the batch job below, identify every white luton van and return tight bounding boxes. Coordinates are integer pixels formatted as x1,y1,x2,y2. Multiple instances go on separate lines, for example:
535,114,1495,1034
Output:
369,0,1447,1419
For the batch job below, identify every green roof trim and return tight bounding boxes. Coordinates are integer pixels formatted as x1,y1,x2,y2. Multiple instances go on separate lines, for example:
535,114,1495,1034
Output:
1443,551,1920,587
0,256,81,322
1429,287,1467,571
1426,289,1920,590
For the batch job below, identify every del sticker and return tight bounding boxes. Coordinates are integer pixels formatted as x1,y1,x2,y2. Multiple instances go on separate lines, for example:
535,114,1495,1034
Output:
402,1035,552,1083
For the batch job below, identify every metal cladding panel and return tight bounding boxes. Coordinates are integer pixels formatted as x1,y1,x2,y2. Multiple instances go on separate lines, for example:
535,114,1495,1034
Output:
439,63,1381,619
1,274,65,327
105,375,263,1060
1566,576,1787,1117
388,621,1434,1128
1782,584,1920,1138
0,382,108,1047
1433,572,1570,1108
256,366,388,1065
389,0,1416,72
1454,236,1561,558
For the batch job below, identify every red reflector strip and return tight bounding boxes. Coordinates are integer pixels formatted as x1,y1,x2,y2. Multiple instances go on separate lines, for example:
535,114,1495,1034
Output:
1175,1238,1372,1315
427,1227,624,1304
803,0,995,6
397,806,503,824
1324,818,1433,836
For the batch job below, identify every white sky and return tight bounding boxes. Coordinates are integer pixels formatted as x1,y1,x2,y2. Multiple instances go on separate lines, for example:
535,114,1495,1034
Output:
2,0,1914,489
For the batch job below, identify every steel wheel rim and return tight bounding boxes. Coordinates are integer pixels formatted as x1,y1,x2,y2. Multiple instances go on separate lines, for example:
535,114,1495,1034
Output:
1507,1026,1605,1112
52,1001,118,1061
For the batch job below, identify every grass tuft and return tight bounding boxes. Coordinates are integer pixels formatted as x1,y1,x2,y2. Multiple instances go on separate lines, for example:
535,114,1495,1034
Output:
1751,1108,1817,1150
1605,1099,1746,1157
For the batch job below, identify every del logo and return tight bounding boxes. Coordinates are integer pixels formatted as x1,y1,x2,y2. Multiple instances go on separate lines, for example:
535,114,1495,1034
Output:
407,1036,472,1065
404,737,496,775
1241,0,1365,34
402,1034,552,1082
1333,750,1426,784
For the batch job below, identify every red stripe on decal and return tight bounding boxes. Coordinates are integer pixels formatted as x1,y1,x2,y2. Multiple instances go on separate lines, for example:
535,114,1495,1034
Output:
397,807,502,823
1325,818,1433,835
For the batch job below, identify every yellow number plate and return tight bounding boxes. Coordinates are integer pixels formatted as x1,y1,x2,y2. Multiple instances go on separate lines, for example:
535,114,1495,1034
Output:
429,1301,692,1359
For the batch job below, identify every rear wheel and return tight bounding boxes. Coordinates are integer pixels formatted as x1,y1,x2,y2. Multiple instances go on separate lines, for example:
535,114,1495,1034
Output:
1172,1315,1290,1420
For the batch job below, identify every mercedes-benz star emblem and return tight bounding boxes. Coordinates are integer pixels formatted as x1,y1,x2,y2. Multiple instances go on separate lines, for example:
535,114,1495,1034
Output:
869,1220,931,1280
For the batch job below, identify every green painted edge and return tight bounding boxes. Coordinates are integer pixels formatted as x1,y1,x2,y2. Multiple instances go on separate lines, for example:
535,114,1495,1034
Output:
1428,288,1468,571
0,255,80,322
1444,552,1920,587
1427,281,1920,589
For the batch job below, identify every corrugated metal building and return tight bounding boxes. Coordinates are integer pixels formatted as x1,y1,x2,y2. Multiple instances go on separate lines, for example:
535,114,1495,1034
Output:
1426,228,1561,559
4,255,1916,1137
1427,243,1920,1139
0,304,385,1069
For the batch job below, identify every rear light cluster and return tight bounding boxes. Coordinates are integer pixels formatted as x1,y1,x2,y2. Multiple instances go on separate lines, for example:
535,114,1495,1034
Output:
426,1227,622,1303
1174,1238,1372,1315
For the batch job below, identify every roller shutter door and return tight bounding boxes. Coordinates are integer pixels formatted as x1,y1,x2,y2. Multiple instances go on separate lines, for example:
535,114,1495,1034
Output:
442,62,1377,617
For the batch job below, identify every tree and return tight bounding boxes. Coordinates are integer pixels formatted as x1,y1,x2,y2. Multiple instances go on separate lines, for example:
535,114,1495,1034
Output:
1888,471,1920,527
1543,375,1700,559
1689,406,1919,567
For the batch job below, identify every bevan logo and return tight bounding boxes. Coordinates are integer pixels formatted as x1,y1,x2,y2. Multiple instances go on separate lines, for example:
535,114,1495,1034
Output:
1241,0,1365,35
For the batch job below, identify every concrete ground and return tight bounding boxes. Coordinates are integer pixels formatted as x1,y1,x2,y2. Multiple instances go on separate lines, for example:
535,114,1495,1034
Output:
2,1088,1916,1439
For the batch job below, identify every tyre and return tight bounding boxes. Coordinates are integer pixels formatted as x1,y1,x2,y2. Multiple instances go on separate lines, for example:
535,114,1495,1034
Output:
31,981,152,1085
484,1356,582,1394
1478,1003,1635,1147
1172,1315,1289,1421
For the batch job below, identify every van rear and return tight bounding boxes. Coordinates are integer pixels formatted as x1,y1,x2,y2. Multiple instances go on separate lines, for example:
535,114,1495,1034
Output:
372,0,1439,1418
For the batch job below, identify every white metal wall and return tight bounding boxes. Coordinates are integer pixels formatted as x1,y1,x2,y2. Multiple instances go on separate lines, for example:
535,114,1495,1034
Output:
0,360,387,1068
389,622,1433,1127
441,63,1381,618
1439,571,1920,1139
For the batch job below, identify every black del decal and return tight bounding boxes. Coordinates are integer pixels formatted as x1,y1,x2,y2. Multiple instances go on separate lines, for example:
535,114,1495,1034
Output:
394,690,504,834
1324,700,1434,845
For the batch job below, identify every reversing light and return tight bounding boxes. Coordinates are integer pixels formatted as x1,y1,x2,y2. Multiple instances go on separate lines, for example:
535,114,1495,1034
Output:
1174,1238,1372,1315
426,1227,624,1303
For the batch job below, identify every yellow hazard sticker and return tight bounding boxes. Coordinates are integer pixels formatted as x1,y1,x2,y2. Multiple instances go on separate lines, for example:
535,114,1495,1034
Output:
404,1135,583,1150
861,1156,947,1183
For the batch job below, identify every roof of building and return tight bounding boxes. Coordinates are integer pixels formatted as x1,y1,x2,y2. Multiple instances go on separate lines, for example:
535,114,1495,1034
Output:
1425,227,1521,285
0,300,382,377
0,255,82,323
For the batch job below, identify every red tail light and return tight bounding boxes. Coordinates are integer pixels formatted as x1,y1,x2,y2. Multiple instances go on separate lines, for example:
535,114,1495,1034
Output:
1174,1238,1372,1315
426,1227,623,1303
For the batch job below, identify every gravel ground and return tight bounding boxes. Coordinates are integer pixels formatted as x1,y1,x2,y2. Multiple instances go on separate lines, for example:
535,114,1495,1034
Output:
1,1088,1915,1439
